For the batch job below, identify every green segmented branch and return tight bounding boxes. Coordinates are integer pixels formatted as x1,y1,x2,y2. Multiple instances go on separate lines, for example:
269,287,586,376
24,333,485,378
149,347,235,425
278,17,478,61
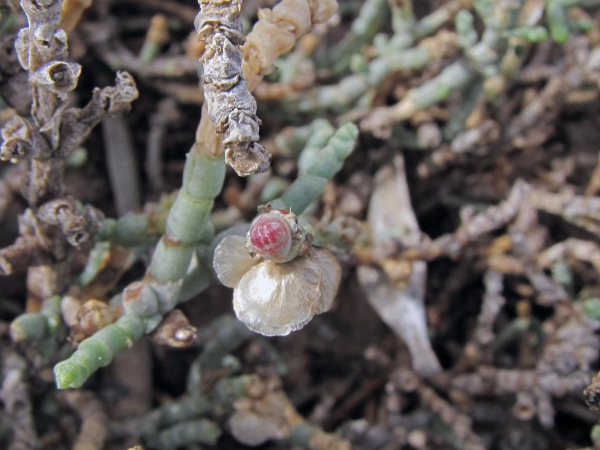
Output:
96,212,166,248
275,119,331,158
259,177,288,204
297,74,370,112
10,295,61,342
78,241,111,286
455,10,478,50
296,120,335,172
413,0,465,38
272,122,359,214
584,298,600,321
367,46,431,86
148,148,225,282
389,0,415,36
547,0,570,43
156,419,222,450
298,31,457,113
409,61,475,108
54,148,225,389
141,375,258,449
140,396,213,444
54,314,146,389
318,0,388,74
362,60,476,131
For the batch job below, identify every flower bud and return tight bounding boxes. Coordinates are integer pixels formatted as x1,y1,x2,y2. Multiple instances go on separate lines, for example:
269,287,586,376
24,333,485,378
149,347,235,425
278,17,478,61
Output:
248,212,292,261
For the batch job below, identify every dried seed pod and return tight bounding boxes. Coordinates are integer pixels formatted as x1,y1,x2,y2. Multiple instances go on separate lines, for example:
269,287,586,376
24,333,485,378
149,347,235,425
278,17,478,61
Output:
0,116,51,162
242,0,338,88
29,61,82,94
196,0,270,177
70,299,119,343
151,309,197,348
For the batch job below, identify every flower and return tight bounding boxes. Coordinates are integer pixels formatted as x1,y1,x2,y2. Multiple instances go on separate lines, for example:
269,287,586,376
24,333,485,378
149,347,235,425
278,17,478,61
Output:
213,207,342,336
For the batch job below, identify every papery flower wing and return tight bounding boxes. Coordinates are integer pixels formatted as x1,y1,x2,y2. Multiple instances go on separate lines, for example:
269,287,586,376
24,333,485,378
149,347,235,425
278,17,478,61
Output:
213,235,260,288
233,257,321,336
309,248,342,315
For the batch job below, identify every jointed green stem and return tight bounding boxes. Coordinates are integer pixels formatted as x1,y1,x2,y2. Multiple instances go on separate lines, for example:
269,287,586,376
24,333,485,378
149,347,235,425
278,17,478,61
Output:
96,214,165,248
54,314,146,389
318,0,388,74
54,146,225,389
156,419,222,450
149,147,225,282
273,122,359,214
10,296,61,342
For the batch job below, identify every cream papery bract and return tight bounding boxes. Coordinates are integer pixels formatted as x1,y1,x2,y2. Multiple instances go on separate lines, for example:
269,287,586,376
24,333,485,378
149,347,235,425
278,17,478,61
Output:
213,235,260,288
214,235,341,336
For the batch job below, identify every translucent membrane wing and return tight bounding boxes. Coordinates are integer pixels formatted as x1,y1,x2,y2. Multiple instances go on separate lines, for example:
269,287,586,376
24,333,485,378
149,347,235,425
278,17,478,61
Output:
309,248,342,315
234,256,321,336
213,236,260,288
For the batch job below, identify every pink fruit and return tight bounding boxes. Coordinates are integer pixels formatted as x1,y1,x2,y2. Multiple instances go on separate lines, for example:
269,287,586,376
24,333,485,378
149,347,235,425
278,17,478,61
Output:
249,213,292,260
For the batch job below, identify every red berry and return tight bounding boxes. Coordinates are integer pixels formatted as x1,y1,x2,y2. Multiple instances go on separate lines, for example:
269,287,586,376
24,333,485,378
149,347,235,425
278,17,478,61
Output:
249,213,292,260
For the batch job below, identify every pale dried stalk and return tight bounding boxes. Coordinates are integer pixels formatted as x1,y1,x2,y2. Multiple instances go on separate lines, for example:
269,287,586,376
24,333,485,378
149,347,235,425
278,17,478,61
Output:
60,0,93,33
196,0,270,176
102,117,141,215
393,369,485,450
386,180,530,262
453,303,600,427
457,270,506,370
538,238,600,274
473,271,505,349
61,390,108,450
1,352,40,450
194,0,337,164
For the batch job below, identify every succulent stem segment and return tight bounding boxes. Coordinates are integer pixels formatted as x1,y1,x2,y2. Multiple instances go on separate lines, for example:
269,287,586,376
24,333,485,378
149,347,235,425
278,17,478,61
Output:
148,148,225,283
272,122,359,214
54,144,225,389
54,314,146,389
10,295,61,342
